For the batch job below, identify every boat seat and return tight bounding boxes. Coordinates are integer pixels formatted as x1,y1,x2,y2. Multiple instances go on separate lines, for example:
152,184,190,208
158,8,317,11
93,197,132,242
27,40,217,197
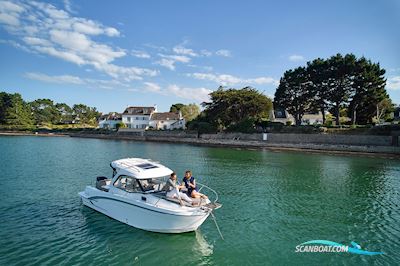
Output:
159,194,209,207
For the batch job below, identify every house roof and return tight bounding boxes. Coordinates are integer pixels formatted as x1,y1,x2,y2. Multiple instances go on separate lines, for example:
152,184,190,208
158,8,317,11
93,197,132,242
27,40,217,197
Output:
99,112,121,121
123,106,155,115
108,112,122,120
151,112,180,120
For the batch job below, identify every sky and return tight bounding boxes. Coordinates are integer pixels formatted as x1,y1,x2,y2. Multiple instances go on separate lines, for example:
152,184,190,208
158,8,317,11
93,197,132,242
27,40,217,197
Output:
0,0,399,113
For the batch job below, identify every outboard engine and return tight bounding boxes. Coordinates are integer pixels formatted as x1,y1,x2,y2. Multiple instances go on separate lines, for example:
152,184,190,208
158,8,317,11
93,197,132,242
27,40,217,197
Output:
96,176,110,191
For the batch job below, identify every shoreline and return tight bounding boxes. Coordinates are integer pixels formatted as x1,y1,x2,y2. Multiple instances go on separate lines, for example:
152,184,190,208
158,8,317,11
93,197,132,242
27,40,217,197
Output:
1,131,400,159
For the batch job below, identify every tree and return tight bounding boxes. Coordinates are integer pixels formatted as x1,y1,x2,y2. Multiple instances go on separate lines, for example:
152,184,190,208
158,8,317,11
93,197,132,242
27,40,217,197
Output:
30,98,59,125
325,53,357,125
307,58,330,124
203,86,272,130
376,98,394,124
349,59,387,124
0,92,33,125
55,103,73,123
180,103,200,122
169,103,184,113
72,104,101,125
274,67,314,125
276,53,390,126
116,122,126,130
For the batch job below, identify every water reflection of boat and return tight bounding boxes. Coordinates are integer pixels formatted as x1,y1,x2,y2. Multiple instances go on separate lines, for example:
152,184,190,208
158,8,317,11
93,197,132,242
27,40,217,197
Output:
79,158,221,233
194,230,214,256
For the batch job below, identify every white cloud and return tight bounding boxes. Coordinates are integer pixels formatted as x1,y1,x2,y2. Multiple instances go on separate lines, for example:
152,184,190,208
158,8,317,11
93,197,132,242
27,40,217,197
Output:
200,49,212,57
173,45,198,57
167,84,212,102
25,72,84,84
156,58,176,70
156,54,191,70
188,72,279,86
0,1,25,13
216,49,231,57
289,54,305,62
143,82,161,93
23,36,51,46
0,38,31,53
0,12,19,26
187,64,213,72
0,0,156,82
387,76,400,90
131,49,151,59
165,54,190,63
247,77,278,85
63,0,74,13
24,71,129,90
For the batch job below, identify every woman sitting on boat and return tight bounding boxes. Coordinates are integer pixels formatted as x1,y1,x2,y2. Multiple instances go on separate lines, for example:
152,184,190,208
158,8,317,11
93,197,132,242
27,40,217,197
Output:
164,172,193,205
183,170,208,199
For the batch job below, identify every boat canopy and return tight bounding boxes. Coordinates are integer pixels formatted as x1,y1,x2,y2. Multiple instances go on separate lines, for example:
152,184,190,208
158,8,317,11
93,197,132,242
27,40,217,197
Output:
111,158,173,179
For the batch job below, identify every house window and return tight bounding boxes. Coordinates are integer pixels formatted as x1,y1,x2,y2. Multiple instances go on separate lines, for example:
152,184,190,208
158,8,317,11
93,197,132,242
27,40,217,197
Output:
127,117,131,122
136,117,139,120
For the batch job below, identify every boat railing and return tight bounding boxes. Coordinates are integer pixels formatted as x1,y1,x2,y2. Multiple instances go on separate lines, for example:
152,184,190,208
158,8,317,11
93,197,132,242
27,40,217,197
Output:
197,182,219,203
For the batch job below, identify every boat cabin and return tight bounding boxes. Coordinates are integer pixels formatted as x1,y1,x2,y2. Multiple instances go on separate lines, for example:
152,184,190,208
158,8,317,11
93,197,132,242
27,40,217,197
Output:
96,158,173,193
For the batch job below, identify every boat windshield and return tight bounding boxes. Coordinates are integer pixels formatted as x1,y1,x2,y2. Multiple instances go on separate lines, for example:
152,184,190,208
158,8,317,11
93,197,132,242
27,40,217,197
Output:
113,175,169,193
139,176,169,192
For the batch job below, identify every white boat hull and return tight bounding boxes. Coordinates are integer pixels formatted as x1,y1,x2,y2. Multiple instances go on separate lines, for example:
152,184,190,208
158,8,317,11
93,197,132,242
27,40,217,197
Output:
79,187,211,233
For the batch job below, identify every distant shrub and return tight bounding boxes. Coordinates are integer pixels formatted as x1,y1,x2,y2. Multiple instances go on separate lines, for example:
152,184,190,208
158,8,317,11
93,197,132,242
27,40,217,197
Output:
116,122,126,130
324,120,333,127
188,121,217,134
226,118,257,133
286,121,292,126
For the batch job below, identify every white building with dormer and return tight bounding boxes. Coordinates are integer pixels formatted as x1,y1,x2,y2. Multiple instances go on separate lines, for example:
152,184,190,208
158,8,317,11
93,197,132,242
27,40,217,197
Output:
122,106,156,130
149,112,186,130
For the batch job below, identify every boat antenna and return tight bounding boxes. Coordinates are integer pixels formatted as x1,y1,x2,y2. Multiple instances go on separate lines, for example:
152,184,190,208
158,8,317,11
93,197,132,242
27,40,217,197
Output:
210,211,224,240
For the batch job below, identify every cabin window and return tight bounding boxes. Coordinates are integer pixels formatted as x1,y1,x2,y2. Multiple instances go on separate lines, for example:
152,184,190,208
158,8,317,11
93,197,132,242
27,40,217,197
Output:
113,175,141,192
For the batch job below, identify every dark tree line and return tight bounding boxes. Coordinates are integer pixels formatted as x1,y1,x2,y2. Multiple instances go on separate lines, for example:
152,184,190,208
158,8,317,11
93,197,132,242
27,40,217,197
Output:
188,86,273,132
274,54,390,126
0,91,101,126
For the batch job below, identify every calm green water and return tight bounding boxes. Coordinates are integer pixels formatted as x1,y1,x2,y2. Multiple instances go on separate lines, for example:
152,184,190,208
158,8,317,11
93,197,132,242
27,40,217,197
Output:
0,136,399,265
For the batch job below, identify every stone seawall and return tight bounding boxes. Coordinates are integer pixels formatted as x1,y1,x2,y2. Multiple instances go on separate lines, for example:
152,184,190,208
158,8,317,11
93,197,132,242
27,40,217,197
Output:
201,133,397,147
66,130,400,156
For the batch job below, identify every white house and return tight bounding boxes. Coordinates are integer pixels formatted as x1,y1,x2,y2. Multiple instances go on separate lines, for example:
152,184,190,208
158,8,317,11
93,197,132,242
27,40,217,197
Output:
301,112,324,125
269,108,295,124
149,112,186,130
270,108,324,125
122,106,156,130
98,112,122,129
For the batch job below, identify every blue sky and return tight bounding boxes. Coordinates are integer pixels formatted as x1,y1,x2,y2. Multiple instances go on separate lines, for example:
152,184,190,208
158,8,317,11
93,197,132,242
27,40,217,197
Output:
0,0,399,113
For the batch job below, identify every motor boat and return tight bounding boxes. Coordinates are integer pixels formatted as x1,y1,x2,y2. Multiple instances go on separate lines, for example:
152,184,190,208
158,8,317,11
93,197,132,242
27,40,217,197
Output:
78,158,221,233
